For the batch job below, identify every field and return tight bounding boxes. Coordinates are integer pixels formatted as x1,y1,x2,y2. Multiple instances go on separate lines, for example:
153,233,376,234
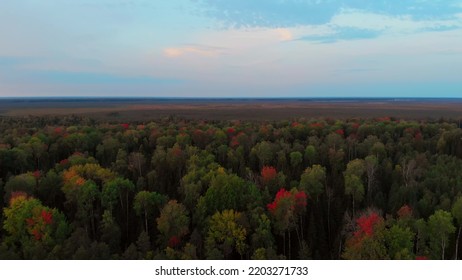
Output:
1,98,462,120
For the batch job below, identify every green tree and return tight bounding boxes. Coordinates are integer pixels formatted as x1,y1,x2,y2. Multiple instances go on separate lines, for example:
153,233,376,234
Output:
205,209,247,259
203,171,261,215
384,224,414,259
133,191,166,234
157,200,189,248
452,197,462,259
3,173,36,203
304,145,316,166
299,164,326,199
344,159,365,217
428,210,456,260
102,177,135,239
99,210,121,253
364,155,378,204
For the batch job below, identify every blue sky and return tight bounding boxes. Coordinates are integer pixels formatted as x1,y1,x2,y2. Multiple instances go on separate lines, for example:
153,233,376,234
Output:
1,0,462,97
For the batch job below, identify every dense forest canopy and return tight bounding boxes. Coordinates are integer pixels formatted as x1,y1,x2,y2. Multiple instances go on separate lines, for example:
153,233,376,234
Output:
1,115,462,260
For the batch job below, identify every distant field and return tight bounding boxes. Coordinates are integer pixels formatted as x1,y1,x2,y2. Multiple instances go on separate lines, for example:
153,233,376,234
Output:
1,98,462,120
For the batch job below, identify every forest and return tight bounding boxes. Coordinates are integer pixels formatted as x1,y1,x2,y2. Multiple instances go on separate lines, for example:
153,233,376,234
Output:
1,115,462,260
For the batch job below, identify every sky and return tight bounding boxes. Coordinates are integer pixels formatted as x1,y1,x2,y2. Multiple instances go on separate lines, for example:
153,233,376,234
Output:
1,0,462,98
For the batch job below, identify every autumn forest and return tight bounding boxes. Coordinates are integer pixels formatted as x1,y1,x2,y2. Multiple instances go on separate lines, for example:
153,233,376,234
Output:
1,115,462,260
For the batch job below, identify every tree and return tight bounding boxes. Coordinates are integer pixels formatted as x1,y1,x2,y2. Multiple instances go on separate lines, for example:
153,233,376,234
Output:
205,209,247,259
203,171,261,215
2,193,69,258
384,224,414,259
102,177,135,239
128,152,146,179
344,159,365,217
267,188,307,257
157,200,189,248
254,141,273,168
452,197,462,260
289,151,303,170
364,155,378,204
99,210,121,253
299,165,326,199
133,191,166,234
3,173,36,203
261,166,277,185
428,210,456,260
304,145,316,166
343,210,387,259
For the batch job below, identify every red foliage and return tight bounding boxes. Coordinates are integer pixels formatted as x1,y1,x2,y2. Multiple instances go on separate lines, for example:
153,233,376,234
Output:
291,122,300,128
397,205,413,219
206,128,216,136
404,127,414,135
355,212,381,237
310,122,324,128
267,188,308,215
335,129,345,136
168,236,180,248
416,256,428,260
171,146,183,158
414,132,423,141
226,127,236,135
75,177,86,186
267,188,291,213
26,218,35,227
192,129,208,146
32,229,42,241
120,123,129,129
230,136,239,148
33,170,41,180
259,125,269,136
60,159,69,165
54,127,63,134
41,210,53,225
294,191,308,209
261,166,277,184
351,123,360,130
376,117,391,122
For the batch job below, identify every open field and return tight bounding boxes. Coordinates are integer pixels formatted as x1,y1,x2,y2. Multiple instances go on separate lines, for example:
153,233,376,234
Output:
1,98,462,120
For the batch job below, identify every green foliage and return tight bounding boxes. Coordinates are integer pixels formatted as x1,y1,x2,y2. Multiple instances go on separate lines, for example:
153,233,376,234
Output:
157,200,190,247
203,171,261,214
3,173,36,203
299,164,326,198
205,209,247,259
427,210,456,259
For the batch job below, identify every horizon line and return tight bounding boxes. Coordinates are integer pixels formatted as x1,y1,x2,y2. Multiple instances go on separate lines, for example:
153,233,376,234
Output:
1,96,462,100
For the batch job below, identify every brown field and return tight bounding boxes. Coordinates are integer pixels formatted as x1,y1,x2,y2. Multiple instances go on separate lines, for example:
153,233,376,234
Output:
1,98,462,121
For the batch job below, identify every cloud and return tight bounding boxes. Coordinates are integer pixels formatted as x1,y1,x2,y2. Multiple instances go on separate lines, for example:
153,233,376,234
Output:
298,27,380,43
294,9,462,43
330,9,462,33
195,0,462,28
192,1,462,44
275,28,293,41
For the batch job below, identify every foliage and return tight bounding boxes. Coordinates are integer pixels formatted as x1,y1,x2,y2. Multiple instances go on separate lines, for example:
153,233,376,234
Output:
1,116,462,259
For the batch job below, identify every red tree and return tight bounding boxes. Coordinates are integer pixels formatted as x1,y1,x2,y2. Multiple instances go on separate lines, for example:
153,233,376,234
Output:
261,166,277,185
